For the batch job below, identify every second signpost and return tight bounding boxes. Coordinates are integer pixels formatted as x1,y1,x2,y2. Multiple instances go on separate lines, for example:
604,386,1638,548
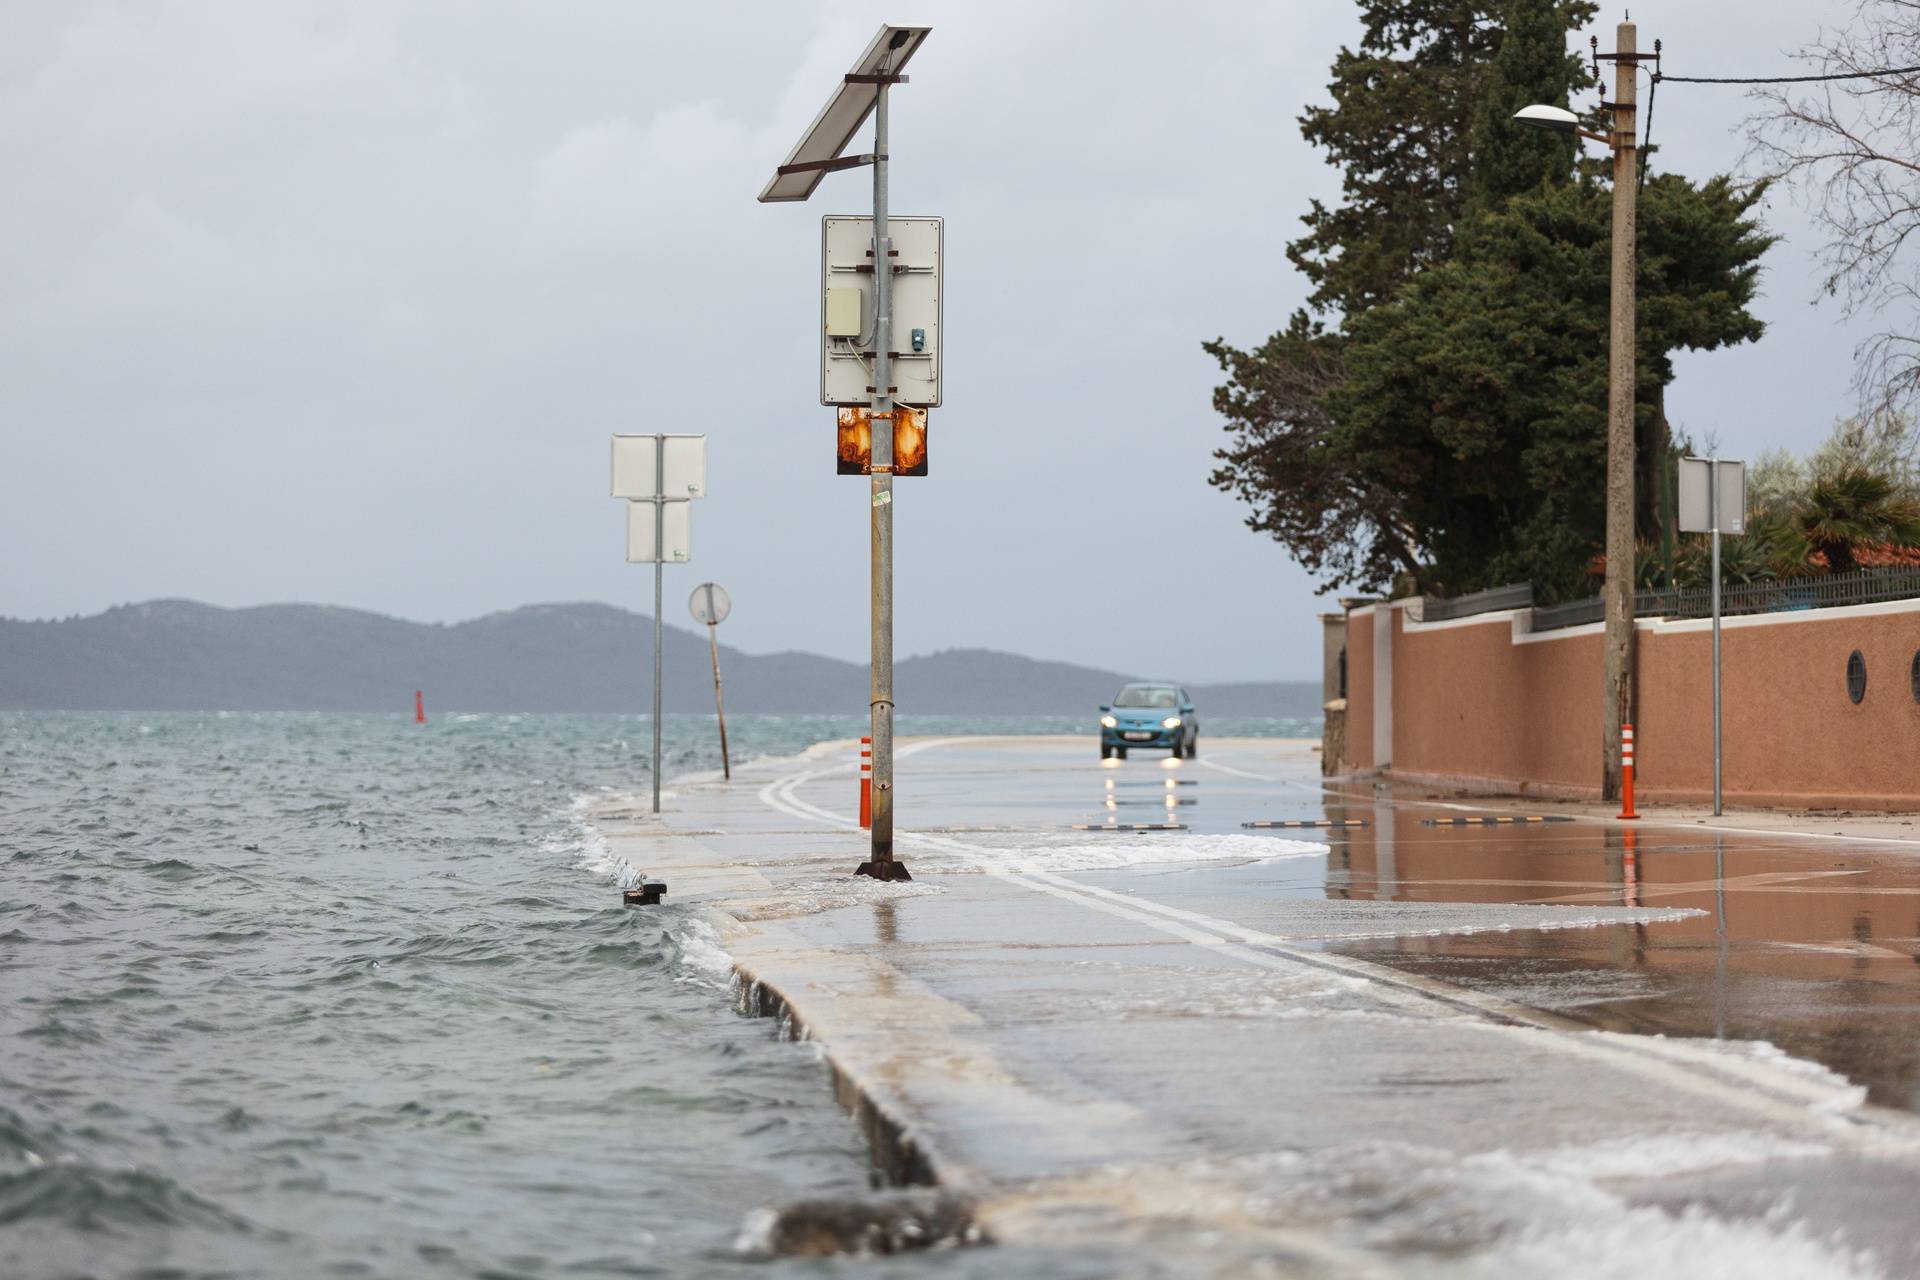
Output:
611,433,708,815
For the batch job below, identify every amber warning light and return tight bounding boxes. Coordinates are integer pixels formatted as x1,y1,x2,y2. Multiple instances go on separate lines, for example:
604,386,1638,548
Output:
837,406,928,476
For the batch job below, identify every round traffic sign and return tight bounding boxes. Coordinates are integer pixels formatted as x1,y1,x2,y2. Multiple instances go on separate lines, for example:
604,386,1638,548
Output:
689,582,731,626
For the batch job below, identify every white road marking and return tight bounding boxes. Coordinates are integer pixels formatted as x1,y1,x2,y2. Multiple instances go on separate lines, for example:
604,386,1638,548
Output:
748,743,1920,1145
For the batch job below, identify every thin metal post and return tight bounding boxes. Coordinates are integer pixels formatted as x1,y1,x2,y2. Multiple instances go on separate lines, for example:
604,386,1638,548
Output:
858,66,906,881
1710,458,1723,816
1601,20,1640,802
651,437,664,816
708,619,731,781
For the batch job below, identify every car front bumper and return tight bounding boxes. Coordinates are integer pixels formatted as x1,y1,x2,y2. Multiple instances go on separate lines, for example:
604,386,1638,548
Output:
1102,726,1182,748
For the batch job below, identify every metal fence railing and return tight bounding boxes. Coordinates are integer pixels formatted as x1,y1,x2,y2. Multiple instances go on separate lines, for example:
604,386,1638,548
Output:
1529,566,1920,632
1420,581,1533,622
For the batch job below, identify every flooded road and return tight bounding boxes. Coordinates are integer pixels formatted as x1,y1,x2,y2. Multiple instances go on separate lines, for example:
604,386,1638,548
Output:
600,735,1920,1276
1150,748,1920,1114
1318,814,1920,1112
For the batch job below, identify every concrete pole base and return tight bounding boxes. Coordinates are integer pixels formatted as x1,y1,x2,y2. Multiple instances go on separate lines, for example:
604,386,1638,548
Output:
855,861,913,882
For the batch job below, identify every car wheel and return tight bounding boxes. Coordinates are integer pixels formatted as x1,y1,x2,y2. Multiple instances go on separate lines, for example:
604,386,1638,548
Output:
1100,742,1111,760
1187,735,1198,758
1116,746,1128,760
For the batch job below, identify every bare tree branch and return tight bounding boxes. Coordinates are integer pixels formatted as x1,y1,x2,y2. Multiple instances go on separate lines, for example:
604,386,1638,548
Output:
1747,0,1920,422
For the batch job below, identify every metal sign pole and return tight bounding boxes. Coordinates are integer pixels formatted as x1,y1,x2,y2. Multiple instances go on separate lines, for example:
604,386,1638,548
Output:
652,437,665,816
1710,458,1723,817
707,618,731,781
860,66,905,881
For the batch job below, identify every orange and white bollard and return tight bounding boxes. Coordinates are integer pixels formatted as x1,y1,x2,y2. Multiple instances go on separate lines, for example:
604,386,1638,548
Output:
859,736,872,829
1618,722,1640,820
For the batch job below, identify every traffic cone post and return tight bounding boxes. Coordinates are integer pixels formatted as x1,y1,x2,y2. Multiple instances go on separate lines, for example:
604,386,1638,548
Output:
859,737,872,829
1618,722,1640,820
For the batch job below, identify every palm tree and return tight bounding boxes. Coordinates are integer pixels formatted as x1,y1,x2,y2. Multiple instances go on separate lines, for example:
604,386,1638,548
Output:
1776,466,1920,575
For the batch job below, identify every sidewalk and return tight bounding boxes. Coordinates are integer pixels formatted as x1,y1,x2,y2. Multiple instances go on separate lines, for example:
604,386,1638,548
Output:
595,736,1920,1276
1332,772,1920,846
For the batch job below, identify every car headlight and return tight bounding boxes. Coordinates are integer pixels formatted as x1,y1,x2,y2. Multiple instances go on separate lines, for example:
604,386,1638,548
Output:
1162,716,1182,729
1100,715,1117,728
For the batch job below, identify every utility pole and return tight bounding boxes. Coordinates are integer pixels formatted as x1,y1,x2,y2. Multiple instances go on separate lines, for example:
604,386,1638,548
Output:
864,63,901,879
1599,20,1640,802
757,25,928,881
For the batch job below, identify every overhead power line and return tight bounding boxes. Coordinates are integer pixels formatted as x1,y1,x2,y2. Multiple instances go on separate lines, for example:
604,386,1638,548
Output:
1656,65,1920,85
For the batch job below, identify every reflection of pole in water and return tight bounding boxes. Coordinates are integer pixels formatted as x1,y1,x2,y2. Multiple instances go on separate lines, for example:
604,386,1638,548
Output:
1372,796,1396,902
1714,831,1728,1041
873,898,898,946
1622,828,1640,909
1601,830,1635,968
1323,797,1352,894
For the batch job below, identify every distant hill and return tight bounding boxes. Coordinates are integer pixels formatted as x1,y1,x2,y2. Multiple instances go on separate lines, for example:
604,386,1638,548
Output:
0,600,1320,717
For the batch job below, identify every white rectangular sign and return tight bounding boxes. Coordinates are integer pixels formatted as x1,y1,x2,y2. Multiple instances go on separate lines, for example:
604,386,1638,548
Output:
821,214,942,408
1678,457,1746,534
626,499,692,564
611,434,708,499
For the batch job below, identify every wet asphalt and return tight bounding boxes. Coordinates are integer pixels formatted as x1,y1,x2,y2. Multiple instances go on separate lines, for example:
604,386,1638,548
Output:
599,735,1920,1275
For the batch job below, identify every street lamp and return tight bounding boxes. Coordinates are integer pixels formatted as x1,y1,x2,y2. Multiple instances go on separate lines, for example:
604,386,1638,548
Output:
1514,19,1647,804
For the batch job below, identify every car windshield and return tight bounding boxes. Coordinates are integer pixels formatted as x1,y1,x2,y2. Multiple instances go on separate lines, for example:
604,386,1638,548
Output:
1113,685,1177,709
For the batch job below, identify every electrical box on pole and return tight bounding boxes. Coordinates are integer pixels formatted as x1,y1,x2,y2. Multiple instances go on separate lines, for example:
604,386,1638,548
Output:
821,215,942,408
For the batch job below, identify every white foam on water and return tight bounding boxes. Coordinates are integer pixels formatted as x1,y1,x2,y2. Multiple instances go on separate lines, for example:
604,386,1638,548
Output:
732,1206,778,1255
1440,1192,1885,1280
1587,1032,1871,1117
667,915,735,987
1523,1131,1832,1183
547,793,640,888
1198,1137,1884,1280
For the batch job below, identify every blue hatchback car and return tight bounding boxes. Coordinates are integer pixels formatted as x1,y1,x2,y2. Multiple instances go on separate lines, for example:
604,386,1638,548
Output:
1099,683,1198,759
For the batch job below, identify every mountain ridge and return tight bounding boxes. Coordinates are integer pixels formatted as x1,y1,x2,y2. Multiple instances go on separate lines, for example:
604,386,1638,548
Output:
0,600,1321,717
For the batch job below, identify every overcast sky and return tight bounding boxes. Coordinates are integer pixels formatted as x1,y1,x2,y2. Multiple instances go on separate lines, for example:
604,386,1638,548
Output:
0,1,1882,682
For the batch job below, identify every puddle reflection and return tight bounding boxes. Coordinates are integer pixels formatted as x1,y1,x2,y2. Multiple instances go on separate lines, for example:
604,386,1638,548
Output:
1321,808,1920,1110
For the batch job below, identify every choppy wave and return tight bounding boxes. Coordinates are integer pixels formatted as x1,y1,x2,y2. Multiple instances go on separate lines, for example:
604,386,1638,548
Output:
0,710,889,1278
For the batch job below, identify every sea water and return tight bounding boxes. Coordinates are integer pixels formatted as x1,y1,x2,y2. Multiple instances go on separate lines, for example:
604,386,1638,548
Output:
0,711,1312,1278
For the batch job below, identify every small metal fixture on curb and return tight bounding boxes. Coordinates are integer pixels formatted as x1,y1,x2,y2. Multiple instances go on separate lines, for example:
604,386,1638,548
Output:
761,25,933,884
1242,819,1371,830
1419,816,1577,827
623,881,666,906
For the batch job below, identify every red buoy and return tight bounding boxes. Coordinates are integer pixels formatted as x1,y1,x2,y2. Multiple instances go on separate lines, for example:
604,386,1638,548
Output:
415,690,426,724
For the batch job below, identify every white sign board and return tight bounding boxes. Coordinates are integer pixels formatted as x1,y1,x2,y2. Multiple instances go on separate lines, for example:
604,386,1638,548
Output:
821,214,942,408
1678,457,1746,534
626,500,692,564
612,434,708,499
